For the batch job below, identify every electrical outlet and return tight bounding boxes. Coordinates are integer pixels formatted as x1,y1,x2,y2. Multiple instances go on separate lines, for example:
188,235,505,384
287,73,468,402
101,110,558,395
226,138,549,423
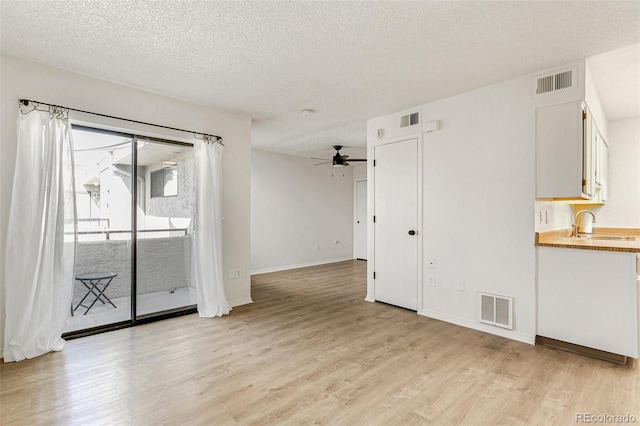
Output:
427,275,435,287
428,258,435,269
235,268,242,278
228,269,236,279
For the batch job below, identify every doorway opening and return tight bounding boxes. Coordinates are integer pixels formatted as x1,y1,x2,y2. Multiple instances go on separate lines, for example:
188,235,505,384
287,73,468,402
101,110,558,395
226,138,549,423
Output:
354,179,367,260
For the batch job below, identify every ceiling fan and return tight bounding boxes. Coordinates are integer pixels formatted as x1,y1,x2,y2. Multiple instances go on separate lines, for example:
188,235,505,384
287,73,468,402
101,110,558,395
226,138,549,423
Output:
312,145,367,168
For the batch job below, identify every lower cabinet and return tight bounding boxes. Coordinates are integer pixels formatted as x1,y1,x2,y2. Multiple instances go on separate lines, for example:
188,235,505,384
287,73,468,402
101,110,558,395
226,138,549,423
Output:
537,247,639,358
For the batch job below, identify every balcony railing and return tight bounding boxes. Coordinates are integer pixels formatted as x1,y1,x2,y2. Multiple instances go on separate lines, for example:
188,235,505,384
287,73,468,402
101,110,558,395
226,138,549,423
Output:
77,228,188,240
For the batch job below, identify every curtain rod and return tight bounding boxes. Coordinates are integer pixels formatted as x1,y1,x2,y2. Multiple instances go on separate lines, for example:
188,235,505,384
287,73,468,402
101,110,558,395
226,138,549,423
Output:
19,99,223,143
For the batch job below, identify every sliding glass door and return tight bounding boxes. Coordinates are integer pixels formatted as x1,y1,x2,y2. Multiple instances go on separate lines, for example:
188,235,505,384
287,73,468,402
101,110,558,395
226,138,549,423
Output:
64,126,196,336
135,138,197,318
65,127,134,333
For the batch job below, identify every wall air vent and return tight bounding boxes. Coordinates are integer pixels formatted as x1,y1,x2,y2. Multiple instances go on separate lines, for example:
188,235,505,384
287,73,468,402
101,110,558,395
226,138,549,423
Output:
479,292,513,330
400,112,419,128
535,69,574,95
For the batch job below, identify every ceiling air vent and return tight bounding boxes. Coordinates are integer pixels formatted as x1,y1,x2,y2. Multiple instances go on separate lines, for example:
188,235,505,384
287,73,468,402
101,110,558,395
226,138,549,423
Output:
479,292,513,330
400,112,419,128
535,69,574,95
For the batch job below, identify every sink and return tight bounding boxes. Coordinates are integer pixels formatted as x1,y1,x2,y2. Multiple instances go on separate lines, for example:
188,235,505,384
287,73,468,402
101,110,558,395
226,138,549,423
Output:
576,235,636,241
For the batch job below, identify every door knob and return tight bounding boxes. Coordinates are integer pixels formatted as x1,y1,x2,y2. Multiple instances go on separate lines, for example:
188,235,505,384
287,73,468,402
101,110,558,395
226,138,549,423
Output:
408,230,416,235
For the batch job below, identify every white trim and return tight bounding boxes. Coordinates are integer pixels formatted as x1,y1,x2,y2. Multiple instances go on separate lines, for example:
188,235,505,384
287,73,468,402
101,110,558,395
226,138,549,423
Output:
419,309,535,345
70,114,195,145
416,134,424,314
228,297,253,307
251,257,354,276
366,140,375,301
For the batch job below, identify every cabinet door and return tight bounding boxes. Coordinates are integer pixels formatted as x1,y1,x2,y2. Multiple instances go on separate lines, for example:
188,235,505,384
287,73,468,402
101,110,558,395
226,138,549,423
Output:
536,102,587,199
582,113,596,197
538,247,638,358
592,128,608,202
600,137,608,201
594,128,601,188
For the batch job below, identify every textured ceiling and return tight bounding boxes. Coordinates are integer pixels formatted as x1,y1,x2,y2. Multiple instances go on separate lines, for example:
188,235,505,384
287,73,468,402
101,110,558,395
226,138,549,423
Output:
1,1,639,159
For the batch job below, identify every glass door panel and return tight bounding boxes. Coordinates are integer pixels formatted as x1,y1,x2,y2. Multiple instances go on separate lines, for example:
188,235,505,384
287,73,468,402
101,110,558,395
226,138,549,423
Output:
135,139,197,318
64,127,134,333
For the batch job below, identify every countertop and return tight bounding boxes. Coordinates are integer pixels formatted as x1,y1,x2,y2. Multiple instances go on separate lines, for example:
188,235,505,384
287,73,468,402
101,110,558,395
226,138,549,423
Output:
535,228,640,253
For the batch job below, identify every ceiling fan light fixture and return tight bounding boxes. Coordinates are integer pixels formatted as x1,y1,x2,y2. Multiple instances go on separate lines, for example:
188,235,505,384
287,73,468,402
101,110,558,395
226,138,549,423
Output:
313,145,365,171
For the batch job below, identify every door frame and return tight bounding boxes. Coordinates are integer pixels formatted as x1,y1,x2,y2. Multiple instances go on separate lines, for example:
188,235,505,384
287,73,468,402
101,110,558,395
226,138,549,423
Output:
353,178,367,260
366,133,423,313
62,122,198,340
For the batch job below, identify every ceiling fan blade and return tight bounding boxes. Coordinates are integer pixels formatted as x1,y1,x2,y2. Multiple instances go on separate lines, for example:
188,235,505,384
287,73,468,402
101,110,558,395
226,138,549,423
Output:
311,157,330,160
314,161,332,166
347,158,367,162
343,161,350,166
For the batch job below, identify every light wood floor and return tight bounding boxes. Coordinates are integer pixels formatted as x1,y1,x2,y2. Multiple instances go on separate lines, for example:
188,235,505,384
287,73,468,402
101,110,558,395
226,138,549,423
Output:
1,260,638,425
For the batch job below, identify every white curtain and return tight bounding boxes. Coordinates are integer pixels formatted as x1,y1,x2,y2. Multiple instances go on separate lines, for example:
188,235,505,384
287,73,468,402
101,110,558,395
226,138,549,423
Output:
4,107,76,362
194,140,230,317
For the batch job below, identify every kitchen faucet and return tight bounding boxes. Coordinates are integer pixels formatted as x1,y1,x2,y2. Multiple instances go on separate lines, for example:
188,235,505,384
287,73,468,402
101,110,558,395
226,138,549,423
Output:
572,210,596,237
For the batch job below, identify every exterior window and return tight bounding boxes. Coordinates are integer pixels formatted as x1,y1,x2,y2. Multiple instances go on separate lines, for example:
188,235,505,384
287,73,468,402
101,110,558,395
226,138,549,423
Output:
151,166,178,198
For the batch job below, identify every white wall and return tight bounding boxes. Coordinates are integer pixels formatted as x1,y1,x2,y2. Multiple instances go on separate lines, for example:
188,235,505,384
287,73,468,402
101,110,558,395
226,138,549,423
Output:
352,164,367,181
534,200,573,232
595,117,640,227
367,74,537,344
585,61,609,140
251,149,354,274
0,56,253,352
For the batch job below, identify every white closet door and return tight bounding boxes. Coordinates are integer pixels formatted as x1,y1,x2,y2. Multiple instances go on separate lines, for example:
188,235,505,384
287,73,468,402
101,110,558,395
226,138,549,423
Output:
373,138,418,310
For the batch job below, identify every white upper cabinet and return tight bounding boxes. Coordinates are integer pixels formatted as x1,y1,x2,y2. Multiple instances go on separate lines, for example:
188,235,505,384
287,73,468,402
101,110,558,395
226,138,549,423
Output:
534,60,608,202
536,102,589,199
595,130,609,201
536,102,608,201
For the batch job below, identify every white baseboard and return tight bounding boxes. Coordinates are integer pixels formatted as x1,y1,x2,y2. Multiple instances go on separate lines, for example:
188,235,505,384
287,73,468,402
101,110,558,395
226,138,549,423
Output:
229,297,253,307
251,257,354,275
419,309,535,345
